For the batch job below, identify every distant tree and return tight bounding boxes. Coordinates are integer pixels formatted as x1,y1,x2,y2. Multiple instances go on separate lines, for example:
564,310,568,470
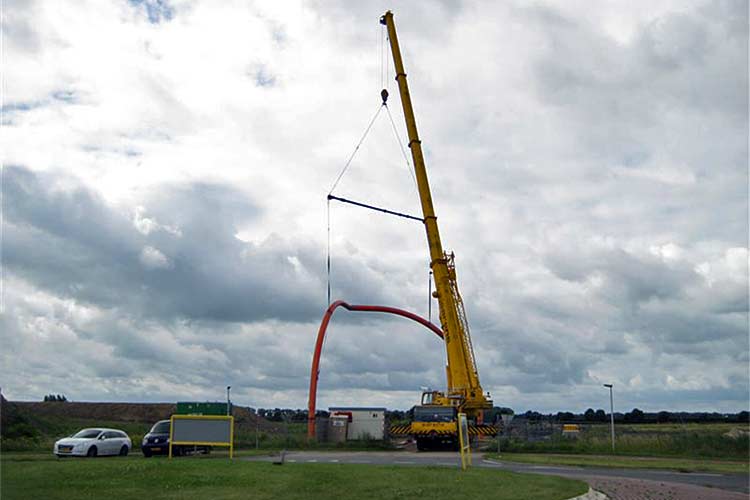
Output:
523,411,542,421
625,408,644,423
657,411,671,423
595,409,607,422
43,394,67,402
584,408,596,422
737,411,749,423
386,410,405,421
556,412,575,421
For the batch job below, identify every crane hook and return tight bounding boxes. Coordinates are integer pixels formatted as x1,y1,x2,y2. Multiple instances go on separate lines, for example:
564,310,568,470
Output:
381,88,389,104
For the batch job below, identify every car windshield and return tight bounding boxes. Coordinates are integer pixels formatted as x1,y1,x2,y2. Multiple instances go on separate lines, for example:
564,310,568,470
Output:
72,429,102,439
150,422,170,434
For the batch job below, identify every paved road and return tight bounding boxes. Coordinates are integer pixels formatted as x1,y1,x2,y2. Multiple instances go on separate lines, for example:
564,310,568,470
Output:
245,450,749,496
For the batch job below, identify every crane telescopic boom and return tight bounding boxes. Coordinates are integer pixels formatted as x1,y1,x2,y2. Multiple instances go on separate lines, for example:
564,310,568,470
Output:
380,11,491,416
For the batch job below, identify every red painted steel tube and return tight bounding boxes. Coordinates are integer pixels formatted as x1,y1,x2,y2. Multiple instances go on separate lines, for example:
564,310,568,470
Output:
307,300,444,438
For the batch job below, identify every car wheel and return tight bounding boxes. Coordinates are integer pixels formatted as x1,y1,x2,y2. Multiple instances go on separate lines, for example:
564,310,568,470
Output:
119,445,129,456
143,449,152,458
87,446,98,457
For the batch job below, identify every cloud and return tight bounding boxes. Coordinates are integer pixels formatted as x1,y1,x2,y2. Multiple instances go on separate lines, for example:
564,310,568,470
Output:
139,246,171,269
1,1,747,414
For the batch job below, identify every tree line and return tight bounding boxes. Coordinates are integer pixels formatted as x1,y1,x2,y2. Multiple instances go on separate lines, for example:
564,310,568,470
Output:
40,396,749,424
512,408,749,424
42,394,68,402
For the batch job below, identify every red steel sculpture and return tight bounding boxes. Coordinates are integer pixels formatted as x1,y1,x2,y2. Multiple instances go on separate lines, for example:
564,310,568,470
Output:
307,300,444,438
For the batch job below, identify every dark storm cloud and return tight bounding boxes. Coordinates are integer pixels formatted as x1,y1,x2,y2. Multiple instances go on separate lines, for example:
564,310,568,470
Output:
527,1,747,129
544,247,697,306
3,165,392,325
542,244,747,350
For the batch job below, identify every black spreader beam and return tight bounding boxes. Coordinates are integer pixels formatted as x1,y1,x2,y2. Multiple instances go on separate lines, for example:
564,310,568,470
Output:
327,194,424,223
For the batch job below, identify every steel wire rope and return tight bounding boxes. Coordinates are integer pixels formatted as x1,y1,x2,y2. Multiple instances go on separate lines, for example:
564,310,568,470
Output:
380,24,385,89
385,104,418,193
328,104,384,196
326,103,384,309
327,196,331,306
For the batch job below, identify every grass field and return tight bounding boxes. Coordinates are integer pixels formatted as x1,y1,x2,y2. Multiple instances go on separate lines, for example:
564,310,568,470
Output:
494,422,750,460
486,452,750,474
0,453,588,500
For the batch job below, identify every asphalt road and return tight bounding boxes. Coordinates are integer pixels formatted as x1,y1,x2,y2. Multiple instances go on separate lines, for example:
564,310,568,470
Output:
244,451,749,495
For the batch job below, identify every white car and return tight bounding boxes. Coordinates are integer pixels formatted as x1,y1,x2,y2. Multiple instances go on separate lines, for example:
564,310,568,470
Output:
54,428,132,457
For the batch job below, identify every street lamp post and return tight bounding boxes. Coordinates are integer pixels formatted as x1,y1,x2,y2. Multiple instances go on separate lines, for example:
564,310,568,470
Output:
226,386,231,416
603,384,615,452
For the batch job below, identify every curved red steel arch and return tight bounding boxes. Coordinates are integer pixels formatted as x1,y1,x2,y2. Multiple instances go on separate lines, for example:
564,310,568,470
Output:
307,300,444,438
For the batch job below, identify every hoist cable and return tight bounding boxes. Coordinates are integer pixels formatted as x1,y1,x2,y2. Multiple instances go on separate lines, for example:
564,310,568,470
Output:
327,194,423,222
327,197,331,306
328,104,384,195
385,31,390,92
380,25,384,89
385,104,418,191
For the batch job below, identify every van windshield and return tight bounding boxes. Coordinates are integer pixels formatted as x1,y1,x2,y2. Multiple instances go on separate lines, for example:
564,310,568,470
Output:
150,422,170,434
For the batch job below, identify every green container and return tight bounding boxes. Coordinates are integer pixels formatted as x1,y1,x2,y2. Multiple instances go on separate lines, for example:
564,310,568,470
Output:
176,402,229,416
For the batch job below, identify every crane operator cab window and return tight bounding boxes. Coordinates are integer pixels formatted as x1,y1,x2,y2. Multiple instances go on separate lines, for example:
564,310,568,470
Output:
414,406,456,423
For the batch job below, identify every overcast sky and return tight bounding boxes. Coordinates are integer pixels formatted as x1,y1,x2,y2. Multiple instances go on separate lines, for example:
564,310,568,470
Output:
2,0,748,414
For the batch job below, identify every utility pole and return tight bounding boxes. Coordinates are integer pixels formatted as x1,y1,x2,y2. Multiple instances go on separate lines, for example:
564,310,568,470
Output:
226,386,231,416
604,384,615,452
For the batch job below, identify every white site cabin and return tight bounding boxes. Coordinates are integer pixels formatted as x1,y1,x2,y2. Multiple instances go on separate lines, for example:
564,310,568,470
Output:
328,407,386,440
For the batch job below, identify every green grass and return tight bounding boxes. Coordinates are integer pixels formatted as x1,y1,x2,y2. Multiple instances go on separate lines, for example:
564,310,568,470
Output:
0,453,588,500
492,423,750,460
486,452,750,474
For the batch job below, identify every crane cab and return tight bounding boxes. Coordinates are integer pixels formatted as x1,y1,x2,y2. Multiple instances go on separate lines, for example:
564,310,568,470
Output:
411,404,460,450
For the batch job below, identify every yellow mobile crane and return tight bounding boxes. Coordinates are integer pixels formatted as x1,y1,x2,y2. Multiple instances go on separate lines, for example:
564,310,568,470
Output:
380,11,495,449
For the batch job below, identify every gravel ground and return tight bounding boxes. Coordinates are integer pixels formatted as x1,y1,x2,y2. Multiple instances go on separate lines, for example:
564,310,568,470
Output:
585,476,749,500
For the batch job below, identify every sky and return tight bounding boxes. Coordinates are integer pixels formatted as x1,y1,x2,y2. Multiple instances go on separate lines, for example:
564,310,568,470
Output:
1,0,748,414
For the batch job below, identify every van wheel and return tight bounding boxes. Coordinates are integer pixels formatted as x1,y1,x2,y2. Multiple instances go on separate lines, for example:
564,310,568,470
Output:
119,445,129,456
87,446,98,457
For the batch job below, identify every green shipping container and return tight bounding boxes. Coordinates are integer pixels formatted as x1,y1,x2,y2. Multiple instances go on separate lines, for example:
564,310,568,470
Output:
176,402,229,416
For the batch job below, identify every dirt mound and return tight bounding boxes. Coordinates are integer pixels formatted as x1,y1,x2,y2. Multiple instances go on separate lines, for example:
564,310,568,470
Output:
14,401,176,423
9,401,283,434
1,394,19,426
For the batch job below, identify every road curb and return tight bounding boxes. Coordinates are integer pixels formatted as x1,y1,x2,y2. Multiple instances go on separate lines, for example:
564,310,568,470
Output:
568,488,608,500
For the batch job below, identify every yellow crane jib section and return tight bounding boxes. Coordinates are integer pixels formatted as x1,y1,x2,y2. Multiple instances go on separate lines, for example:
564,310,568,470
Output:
380,10,491,416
